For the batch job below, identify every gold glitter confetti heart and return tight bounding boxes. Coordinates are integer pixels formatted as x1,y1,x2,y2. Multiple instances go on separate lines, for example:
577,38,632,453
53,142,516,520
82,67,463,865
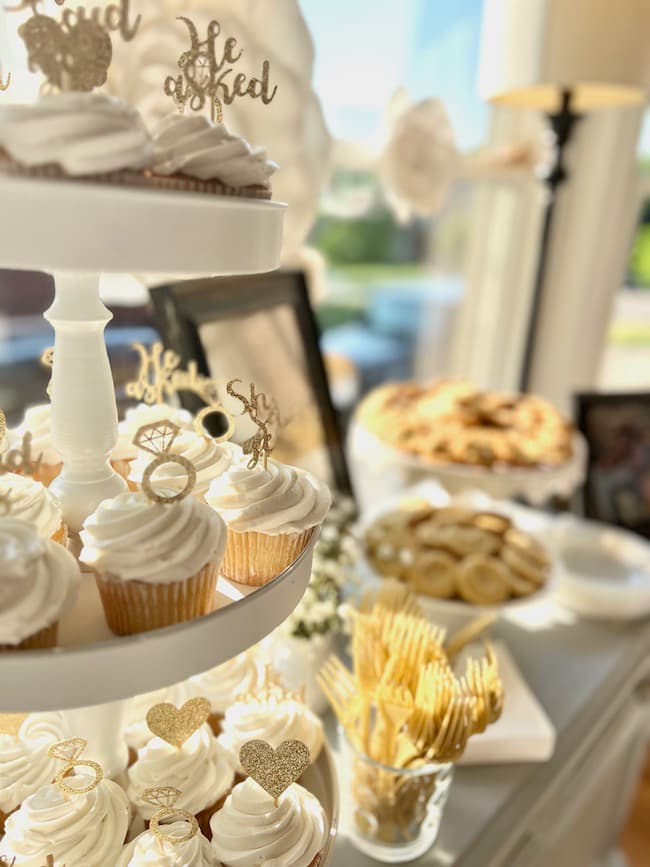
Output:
0,713,28,736
146,698,211,749
239,739,311,800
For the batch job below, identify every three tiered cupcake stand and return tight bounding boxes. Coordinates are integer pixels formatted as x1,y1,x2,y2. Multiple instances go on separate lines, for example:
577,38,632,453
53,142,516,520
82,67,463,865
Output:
0,174,338,860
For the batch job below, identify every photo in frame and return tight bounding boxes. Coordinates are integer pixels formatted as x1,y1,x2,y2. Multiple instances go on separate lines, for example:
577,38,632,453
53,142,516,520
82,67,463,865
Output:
575,390,650,537
149,271,353,496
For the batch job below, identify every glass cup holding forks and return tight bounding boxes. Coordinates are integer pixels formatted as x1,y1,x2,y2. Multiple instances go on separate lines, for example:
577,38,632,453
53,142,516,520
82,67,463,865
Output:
338,726,454,863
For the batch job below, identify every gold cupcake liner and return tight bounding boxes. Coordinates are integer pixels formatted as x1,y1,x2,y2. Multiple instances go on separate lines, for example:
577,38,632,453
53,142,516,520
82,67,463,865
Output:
0,622,59,652
0,151,272,200
51,522,68,547
221,528,314,586
95,563,218,636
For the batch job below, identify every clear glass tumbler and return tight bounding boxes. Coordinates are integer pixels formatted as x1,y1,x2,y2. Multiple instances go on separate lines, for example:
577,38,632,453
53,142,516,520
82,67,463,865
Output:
338,726,454,863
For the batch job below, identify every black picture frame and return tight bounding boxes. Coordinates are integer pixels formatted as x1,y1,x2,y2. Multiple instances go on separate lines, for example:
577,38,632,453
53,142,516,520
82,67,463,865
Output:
149,270,354,497
575,390,650,537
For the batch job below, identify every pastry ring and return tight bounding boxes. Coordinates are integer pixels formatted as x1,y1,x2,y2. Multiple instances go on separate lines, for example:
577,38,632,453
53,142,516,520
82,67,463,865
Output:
142,454,197,504
150,806,199,844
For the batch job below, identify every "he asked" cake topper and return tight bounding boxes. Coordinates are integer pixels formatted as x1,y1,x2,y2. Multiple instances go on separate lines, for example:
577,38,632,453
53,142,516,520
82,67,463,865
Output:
164,16,278,123
8,0,140,92
0,409,43,478
239,738,311,802
142,786,199,845
146,697,211,749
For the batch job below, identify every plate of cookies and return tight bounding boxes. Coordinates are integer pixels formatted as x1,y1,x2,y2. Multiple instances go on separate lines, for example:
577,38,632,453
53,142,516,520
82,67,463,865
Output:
358,487,556,618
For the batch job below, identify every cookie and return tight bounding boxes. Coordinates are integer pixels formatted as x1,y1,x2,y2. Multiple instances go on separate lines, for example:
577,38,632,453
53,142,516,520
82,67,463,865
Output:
504,528,550,569
504,567,540,598
455,555,511,605
501,545,547,588
471,512,512,535
406,551,457,599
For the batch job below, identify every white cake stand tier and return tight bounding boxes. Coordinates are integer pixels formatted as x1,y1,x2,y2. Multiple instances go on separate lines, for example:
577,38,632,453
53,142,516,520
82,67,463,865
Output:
1,534,317,713
0,175,286,531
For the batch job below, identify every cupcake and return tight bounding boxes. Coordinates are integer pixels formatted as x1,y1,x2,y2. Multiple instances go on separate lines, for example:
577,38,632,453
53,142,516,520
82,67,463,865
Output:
8,403,62,487
0,712,70,834
0,92,154,186
129,433,239,500
210,777,327,867
128,724,234,838
150,113,278,200
0,772,130,866
80,491,227,635
206,457,331,586
190,649,261,734
218,683,323,774
0,473,66,544
124,680,199,762
117,821,221,866
112,403,194,481
0,519,80,650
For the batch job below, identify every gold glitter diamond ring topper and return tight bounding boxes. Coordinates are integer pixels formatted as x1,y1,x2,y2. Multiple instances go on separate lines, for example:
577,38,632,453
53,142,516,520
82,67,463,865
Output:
239,739,311,802
0,70,10,91
133,420,197,505
146,697,211,750
48,737,104,796
143,786,200,845
226,380,276,470
9,0,140,92
164,17,278,124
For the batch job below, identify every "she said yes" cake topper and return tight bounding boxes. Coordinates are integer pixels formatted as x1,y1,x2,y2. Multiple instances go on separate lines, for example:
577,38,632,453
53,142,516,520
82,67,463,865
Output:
164,17,278,124
8,0,140,92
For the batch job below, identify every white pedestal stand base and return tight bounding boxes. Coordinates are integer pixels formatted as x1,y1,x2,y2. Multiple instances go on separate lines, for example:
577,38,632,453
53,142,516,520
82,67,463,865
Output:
63,700,128,779
46,272,126,531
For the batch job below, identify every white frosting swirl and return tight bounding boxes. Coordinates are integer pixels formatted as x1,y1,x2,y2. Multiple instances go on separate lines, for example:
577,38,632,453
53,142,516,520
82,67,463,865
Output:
190,650,260,716
117,822,221,866
0,774,130,867
152,114,277,189
209,778,327,867
129,435,239,500
80,491,226,584
9,403,60,466
206,458,331,535
0,519,80,645
218,698,323,774
0,474,62,539
112,403,195,462
0,713,70,814
128,726,234,821
124,681,200,753
0,92,154,175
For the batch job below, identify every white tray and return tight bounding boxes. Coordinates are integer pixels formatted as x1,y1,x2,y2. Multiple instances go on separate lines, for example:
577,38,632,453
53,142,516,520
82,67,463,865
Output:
0,534,317,713
0,175,286,274
304,741,339,866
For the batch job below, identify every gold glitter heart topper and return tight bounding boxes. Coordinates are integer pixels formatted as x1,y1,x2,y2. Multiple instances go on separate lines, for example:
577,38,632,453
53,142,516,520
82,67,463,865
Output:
239,739,311,802
164,17,278,123
8,0,140,92
146,697,211,749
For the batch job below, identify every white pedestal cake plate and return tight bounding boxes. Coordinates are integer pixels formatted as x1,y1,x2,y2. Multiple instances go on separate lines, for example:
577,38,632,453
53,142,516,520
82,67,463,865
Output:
0,177,340,851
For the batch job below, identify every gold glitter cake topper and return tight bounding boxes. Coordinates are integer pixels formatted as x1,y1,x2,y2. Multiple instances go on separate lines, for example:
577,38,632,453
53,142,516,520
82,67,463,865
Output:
0,70,10,91
8,0,140,92
164,16,278,123
40,347,54,397
239,739,311,802
0,712,28,736
146,697,211,750
48,737,104,796
133,420,197,505
126,343,234,442
142,786,199,845
0,407,43,479
226,380,275,470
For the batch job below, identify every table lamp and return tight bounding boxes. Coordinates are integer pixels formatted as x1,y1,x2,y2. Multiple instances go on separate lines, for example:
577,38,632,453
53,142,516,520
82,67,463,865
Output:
478,0,650,390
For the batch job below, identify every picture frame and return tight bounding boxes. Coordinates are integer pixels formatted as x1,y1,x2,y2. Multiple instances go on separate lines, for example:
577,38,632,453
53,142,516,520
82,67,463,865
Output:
574,390,650,537
149,270,353,497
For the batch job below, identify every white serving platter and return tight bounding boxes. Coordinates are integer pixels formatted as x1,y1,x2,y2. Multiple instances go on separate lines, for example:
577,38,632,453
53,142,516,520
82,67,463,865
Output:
0,533,317,713
550,516,650,620
0,175,286,274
